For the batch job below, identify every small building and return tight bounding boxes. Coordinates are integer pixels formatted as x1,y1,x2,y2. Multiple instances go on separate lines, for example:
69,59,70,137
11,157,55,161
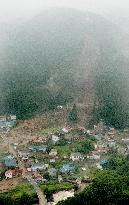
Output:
5,168,22,179
94,134,103,141
18,151,29,158
4,158,17,168
48,168,57,177
60,163,75,173
31,163,45,172
33,172,43,182
57,105,63,109
58,175,63,183
22,156,29,161
87,154,100,160
52,135,60,144
70,152,84,162
5,169,16,179
10,115,16,121
0,115,6,122
62,127,71,134
94,121,105,135
29,145,46,153
50,159,56,163
96,163,103,170
100,160,108,168
49,149,57,158
108,128,115,137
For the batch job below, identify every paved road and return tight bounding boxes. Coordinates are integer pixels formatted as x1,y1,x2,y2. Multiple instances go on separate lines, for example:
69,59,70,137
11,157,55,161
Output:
27,176,47,205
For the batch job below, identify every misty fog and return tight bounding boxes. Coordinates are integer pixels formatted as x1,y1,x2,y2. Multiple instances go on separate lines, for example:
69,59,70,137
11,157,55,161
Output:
0,0,129,128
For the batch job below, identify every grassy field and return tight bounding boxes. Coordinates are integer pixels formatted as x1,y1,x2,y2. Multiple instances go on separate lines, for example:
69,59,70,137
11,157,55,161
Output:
40,181,74,194
4,182,36,197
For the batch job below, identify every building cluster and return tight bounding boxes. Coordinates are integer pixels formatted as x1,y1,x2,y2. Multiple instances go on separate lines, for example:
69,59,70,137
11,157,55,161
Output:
1,120,129,189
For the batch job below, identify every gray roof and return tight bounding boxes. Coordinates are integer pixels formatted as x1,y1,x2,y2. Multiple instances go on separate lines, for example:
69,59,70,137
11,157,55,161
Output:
71,152,82,157
4,158,17,167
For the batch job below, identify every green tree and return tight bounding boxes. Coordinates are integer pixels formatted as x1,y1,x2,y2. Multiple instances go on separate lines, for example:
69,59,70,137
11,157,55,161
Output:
68,104,78,123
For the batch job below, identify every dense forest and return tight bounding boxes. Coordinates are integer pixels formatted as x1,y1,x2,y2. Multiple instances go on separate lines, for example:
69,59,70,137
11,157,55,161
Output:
0,8,129,128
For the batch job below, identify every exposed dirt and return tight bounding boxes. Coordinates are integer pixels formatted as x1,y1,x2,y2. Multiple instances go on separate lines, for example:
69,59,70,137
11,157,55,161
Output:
0,176,23,193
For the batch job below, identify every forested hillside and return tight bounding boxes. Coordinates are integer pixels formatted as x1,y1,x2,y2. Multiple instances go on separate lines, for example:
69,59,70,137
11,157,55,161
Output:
0,8,129,127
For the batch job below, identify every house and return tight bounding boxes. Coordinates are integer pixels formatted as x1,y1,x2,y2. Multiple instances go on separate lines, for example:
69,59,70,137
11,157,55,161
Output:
10,115,16,121
93,121,105,135
5,169,16,179
50,159,56,163
18,151,29,158
87,130,91,135
0,115,6,122
33,172,43,182
76,178,82,187
70,152,84,161
108,140,116,148
60,163,75,173
31,163,45,172
22,156,29,161
52,135,60,144
94,134,103,141
93,143,98,150
5,168,22,179
96,163,103,170
81,167,86,171
57,105,63,109
4,155,14,160
29,145,46,153
100,160,108,168
62,127,71,134
87,154,100,160
49,149,57,158
108,128,115,137
48,168,57,177
4,156,17,167
58,175,63,183
7,121,16,127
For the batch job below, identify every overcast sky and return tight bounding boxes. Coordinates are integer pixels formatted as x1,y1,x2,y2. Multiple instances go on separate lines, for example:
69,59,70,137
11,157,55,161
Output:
0,0,129,23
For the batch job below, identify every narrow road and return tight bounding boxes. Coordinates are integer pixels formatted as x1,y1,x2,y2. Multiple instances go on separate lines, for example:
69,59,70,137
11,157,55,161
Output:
2,130,47,205
9,143,47,205
26,176,47,205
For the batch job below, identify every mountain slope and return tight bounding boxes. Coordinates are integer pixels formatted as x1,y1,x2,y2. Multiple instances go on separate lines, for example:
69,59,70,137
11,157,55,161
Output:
0,8,128,126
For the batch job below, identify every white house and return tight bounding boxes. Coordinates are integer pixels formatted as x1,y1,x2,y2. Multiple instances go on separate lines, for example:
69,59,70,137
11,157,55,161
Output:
10,115,16,121
62,127,71,133
96,163,103,170
5,170,15,179
70,153,84,161
52,135,60,144
87,154,100,160
49,149,58,157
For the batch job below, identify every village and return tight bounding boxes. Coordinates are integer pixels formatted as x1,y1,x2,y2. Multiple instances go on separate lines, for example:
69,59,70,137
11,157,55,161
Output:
0,110,129,204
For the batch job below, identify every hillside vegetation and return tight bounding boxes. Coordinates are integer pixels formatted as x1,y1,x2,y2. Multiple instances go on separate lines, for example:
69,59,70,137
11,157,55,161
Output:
0,8,129,128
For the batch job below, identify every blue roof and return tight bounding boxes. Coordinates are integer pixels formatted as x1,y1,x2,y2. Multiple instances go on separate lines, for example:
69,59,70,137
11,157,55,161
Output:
4,158,17,167
100,160,108,168
31,163,44,169
60,163,75,173
29,145,46,152
0,121,15,128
